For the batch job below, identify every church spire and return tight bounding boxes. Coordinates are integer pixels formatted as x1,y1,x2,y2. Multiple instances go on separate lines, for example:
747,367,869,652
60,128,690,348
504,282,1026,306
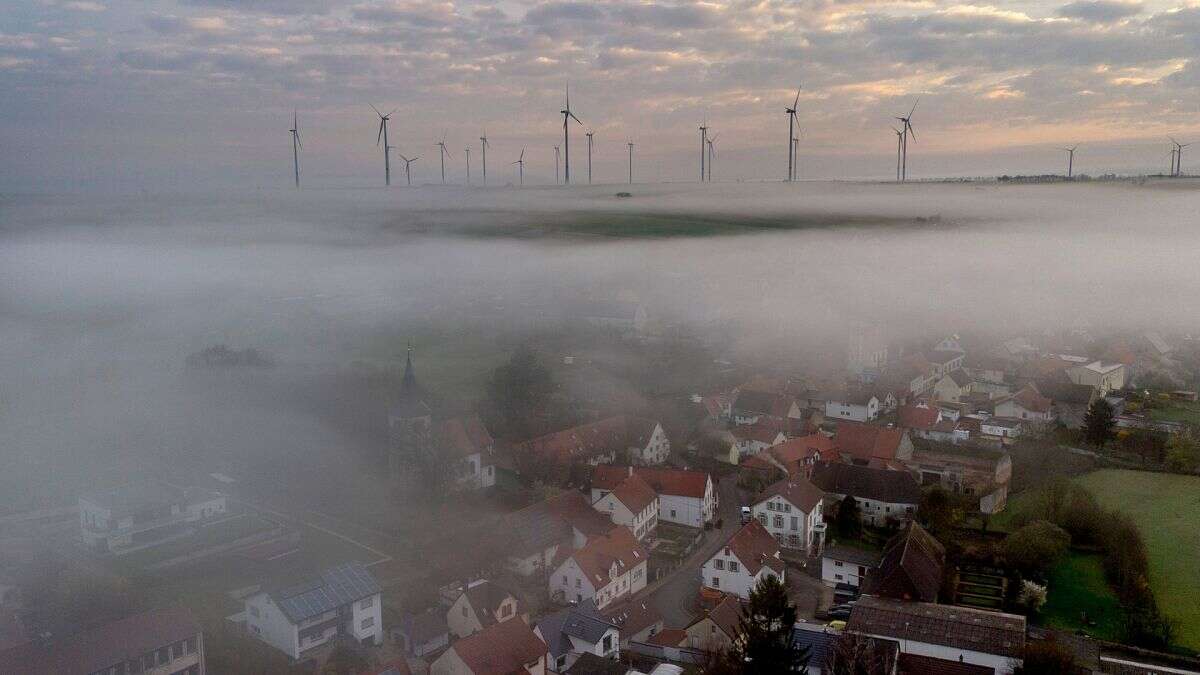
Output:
401,342,417,392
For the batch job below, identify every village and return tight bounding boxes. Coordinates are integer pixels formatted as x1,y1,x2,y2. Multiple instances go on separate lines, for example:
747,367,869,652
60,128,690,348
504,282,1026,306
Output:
3,307,1200,675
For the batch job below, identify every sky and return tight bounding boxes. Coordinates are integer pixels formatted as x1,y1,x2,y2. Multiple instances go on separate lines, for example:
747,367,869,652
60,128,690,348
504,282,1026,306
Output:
2,0,1200,191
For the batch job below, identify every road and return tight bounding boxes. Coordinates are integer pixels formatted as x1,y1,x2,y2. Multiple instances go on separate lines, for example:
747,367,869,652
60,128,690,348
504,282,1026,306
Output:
646,475,745,627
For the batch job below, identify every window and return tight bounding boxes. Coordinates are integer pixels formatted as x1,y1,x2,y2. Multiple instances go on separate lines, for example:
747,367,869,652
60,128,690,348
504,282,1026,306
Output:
784,503,791,513
670,509,676,518
711,577,720,588
729,561,739,573
603,635,613,652
157,649,168,666
714,559,725,570
186,638,196,655
835,574,843,580
360,596,374,610
835,561,843,567
562,575,568,584
757,514,767,526
361,616,374,630
575,578,581,588
773,515,783,528
790,517,798,530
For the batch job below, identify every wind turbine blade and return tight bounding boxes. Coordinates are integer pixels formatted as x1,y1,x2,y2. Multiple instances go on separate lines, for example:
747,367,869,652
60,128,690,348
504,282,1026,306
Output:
793,87,801,109
387,108,398,117
907,124,916,140
370,103,382,118
909,97,920,118
377,120,384,145
295,133,302,150
520,148,525,161
412,156,419,161
570,112,582,125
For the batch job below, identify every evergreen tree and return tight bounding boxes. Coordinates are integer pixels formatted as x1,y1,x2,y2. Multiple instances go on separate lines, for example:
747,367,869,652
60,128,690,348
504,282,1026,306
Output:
1082,397,1116,448
835,495,862,539
714,575,810,674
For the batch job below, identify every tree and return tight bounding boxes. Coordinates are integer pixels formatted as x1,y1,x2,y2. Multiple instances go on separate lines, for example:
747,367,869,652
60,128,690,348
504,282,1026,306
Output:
1003,521,1070,579
917,487,959,537
1082,397,1116,448
826,631,896,675
835,495,862,540
1165,432,1200,474
1016,580,1048,613
486,345,556,440
711,575,810,673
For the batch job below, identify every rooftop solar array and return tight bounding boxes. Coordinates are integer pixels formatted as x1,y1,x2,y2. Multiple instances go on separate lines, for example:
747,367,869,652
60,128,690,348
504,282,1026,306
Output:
273,562,381,624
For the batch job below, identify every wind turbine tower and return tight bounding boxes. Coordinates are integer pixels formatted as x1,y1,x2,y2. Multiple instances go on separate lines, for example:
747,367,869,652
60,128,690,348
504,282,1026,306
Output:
785,88,800,181
586,131,594,184
554,145,560,185
464,147,471,185
436,133,451,184
513,148,525,186
1063,145,1077,179
706,133,717,182
479,131,489,185
892,127,903,181
399,154,419,185
894,98,918,182
560,84,582,184
699,120,708,182
372,105,397,186
627,141,634,184
289,111,301,189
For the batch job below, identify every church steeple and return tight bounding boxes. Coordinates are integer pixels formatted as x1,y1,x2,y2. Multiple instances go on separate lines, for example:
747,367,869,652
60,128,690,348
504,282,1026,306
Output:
401,342,417,392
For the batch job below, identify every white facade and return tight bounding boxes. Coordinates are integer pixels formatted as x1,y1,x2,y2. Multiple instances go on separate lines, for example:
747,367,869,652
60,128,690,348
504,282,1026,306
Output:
752,495,823,552
825,396,880,422
593,491,659,540
981,419,1023,440
821,554,873,588
537,624,619,673
245,591,382,660
993,399,1053,423
822,494,915,528
78,486,227,554
701,547,782,601
550,554,648,611
454,451,496,490
635,423,671,465
658,488,715,528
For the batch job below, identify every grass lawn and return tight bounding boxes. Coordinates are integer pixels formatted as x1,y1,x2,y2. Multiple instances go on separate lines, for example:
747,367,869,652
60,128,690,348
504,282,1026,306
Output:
1148,400,1200,426
1041,552,1127,642
1076,469,1200,650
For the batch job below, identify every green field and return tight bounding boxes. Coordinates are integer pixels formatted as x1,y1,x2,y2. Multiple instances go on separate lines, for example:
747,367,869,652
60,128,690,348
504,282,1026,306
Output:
1148,400,1200,426
1041,552,1127,642
1077,469,1200,649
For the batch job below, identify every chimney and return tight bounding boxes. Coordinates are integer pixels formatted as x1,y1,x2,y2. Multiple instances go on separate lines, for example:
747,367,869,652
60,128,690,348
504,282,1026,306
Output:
627,466,633,477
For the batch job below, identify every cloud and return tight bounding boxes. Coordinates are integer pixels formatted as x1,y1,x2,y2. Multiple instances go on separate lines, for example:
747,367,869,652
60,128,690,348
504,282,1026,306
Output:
1057,0,1143,24
63,1,106,11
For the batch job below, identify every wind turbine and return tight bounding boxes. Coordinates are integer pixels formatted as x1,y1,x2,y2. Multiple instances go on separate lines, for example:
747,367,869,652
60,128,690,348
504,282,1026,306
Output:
464,147,471,185
706,133,718,182
479,130,489,186
586,131,594,184
560,84,582,184
398,154,418,186
512,148,525,186
791,135,799,181
699,119,708,182
371,104,397,186
892,127,904,181
1170,137,1190,176
1170,142,1179,176
554,145,560,185
289,110,301,189
627,140,634,184
894,98,918,182
436,132,451,184
785,87,800,181
1062,145,1078,179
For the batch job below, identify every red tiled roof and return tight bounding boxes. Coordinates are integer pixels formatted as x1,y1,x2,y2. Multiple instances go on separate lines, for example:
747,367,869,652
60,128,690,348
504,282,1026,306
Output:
731,422,785,445
592,465,710,499
647,628,688,647
568,527,648,590
449,617,548,675
835,422,906,462
436,415,494,460
522,416,659,463
607,473,658,514
544,491,618,539
756,477,826,513
867,522,946,603
687,593,745,640
898,654,991,675
1007,385,1052,414
0,607,201,675
770,434,836,466
897,405,940,431
717,520,784,576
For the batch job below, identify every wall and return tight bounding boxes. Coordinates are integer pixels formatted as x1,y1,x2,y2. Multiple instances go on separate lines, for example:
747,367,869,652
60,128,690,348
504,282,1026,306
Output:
245,594,299,659
349,592,383,645
821,557,871,587
550,557,598,605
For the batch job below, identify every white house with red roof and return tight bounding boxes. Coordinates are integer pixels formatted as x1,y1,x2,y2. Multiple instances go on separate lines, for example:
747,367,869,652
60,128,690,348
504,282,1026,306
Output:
591,465,716,528
896,404,943,440
430,617,549,675
994,385,1054,423
550,528,649,610
729,423,787,459
834,421,914,465
701,520,786,600
435,416,496,490
751,477,827,553
521,415,668,467
591,472,659,540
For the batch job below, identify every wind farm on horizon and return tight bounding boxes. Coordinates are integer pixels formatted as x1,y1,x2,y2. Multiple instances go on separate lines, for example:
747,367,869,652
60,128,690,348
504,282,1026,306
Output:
284,85,1194,190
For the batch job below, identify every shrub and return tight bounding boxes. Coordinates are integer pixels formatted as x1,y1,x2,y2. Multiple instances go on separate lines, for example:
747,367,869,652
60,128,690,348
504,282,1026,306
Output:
1003,521,1070,580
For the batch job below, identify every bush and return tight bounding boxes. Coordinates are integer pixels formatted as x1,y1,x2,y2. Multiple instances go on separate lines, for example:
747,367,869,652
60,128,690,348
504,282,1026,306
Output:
1017,580,1048,613
1003,521,1070,580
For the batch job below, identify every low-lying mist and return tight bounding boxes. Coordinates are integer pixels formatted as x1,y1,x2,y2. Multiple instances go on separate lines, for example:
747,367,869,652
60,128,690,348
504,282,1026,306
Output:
2,180,1198,510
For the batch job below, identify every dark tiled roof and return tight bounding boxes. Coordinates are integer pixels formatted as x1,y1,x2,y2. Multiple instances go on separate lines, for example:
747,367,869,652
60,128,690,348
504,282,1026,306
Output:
756,477,826,512
865,523,945,603
397,607,448,645
602,599,662,636
536,601,615,658
822,544,883,567
461,581,520,628
945,369,971,388
449,617,548,674
897,405,940,430
716,521,784,576
897,653,992,675
687,593,745,640
0,607,200,675
607,473,658,514
791,624,839,669
501,495,577,557
271,562,380,624
848,595,1026,659
521,416,660,463
810,462,919,505
564,652,628,675
362,659,414,675
436,415,494,459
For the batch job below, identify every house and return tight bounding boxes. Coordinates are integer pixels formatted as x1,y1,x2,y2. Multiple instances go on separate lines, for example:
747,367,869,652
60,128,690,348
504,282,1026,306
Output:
435,416,497,490
749,434,837,478
1067,360,1127,394
908,440,1012,513
244,562,382,659
730,423,787,459
394,607,450,658
522,416,669,467
550,527,649,610
700,393,732,422
732,389,804,428
1034,375,1098,429
564,653,638,675
683,593,744,652
896,404,942,439
931,369,972,403
534,600,619,673
500,491,615,577
78,481,226,554
824,389,881,422
701,520,786,600
704,430,742,465
591,472,659,540
810,462,920,528
923,350,966,378
865,523,945,603
993,385,1054,423
0,607,205,675
980,417,1024,444
447,580,526,639
751,477,826,553
602,600,663,647
591,465,716,528
834,422,914,465
821,545,882,590
847,595,1026,674
431,617,549,675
